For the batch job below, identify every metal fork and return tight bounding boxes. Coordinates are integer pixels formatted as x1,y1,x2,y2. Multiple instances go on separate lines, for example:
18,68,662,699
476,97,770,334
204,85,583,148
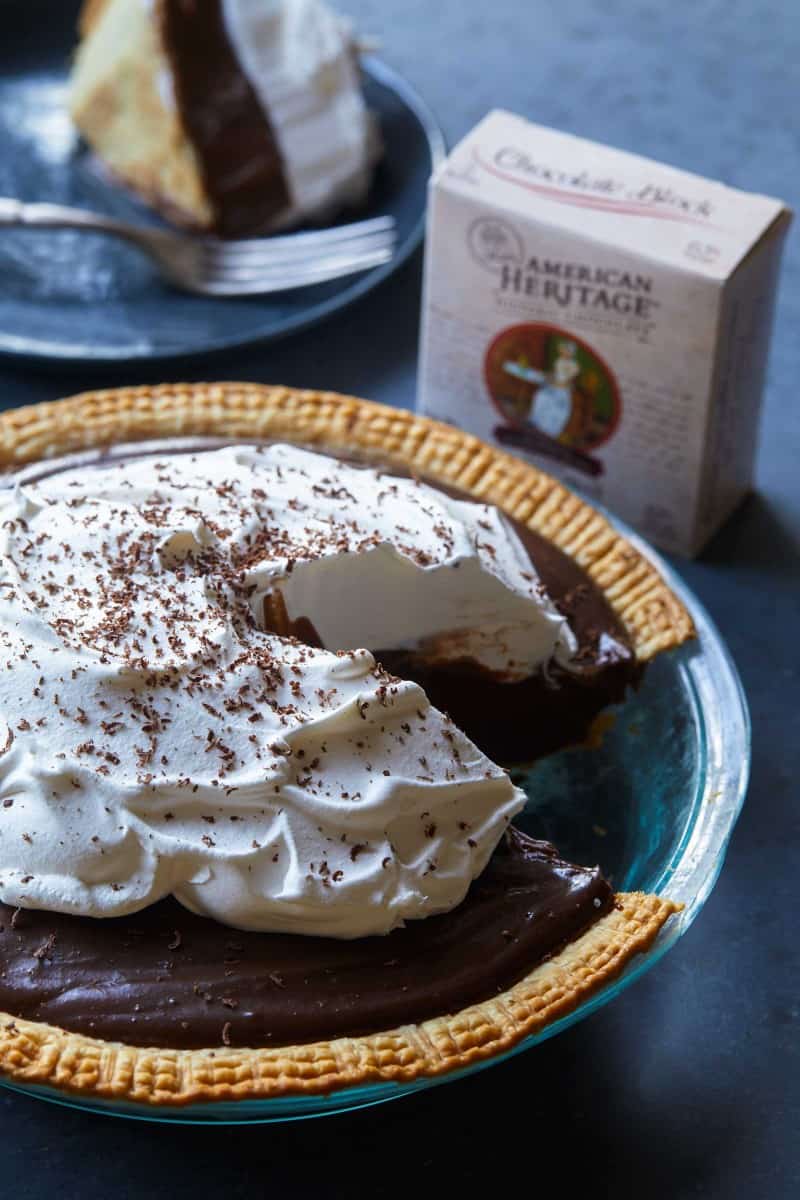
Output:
0,199,396,296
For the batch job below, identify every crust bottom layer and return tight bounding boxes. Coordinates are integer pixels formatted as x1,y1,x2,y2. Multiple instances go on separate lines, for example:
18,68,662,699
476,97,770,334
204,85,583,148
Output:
0,893,678,1106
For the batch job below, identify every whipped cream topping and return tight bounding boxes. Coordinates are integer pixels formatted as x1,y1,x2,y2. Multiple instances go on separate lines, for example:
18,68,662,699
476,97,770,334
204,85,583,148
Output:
241,447,577,679
0,443,567,936
221,0,377,225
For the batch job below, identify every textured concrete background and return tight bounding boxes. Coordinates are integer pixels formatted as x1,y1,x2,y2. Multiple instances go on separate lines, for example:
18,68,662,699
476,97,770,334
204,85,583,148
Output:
0,1,798,1197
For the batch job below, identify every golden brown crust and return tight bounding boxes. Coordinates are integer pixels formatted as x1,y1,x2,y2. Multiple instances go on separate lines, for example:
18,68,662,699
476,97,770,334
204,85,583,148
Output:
0,384,694,659
0,893,679,1106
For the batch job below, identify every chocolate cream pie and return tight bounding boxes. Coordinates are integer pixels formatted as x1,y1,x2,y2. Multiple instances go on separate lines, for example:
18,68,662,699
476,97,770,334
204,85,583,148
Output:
0,385,689,1106
68,0,379,235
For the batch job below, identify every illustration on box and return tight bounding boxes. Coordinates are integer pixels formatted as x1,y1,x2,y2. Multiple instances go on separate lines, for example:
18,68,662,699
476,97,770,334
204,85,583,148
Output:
484,323,621,476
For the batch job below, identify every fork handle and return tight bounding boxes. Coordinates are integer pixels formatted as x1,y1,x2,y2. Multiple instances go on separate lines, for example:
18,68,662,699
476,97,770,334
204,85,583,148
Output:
0,198,153,247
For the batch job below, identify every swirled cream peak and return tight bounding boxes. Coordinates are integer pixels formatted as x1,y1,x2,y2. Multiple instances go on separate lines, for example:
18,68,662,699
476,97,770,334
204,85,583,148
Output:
0,442,582,935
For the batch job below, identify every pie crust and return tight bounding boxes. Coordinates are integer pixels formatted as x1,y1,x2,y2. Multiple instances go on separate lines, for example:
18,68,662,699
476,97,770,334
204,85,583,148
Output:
0,384,688,1105
0,893,677,1105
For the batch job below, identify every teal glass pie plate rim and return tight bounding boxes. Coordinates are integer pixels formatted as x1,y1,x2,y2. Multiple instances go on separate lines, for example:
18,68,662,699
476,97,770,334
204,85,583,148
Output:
0,451,750,1123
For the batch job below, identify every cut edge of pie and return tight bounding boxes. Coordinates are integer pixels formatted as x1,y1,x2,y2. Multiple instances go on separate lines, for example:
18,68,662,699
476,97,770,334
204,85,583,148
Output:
0,385,689,1103
0,892,679,1106
0,383,695,662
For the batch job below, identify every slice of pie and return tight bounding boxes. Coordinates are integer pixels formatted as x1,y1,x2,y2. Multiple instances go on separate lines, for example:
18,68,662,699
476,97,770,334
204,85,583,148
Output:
68,0,379,236
0,385,688,1106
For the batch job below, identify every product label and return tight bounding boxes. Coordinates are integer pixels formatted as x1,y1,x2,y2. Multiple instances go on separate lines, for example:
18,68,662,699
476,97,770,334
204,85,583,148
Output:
418,115,789,554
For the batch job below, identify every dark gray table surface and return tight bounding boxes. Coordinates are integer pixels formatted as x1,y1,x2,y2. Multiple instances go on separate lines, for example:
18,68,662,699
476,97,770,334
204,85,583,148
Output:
0,1,798,1196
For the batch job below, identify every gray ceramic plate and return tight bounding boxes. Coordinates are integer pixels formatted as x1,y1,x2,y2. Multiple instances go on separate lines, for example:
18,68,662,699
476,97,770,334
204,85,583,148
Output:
0,1,444,365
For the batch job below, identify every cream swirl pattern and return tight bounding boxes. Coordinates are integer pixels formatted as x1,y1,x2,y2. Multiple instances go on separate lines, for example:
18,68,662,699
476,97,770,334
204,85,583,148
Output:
0,444,580,935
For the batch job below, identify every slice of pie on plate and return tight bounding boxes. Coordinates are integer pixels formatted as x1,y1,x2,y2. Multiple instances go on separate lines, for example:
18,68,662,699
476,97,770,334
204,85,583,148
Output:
68,0,379,236
0,385,689,1106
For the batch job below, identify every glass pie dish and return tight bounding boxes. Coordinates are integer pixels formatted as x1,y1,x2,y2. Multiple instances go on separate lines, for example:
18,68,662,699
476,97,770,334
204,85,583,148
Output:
0,434,749,1124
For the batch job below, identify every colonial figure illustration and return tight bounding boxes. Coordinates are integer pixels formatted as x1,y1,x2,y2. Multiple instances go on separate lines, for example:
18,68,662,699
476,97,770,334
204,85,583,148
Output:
484,324,621,477
502,338,580,438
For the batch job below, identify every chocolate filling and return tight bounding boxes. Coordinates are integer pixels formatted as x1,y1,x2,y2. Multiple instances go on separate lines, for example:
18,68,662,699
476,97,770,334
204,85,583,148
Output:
0,829,612,1049
159,0,291,236
377,512,640,762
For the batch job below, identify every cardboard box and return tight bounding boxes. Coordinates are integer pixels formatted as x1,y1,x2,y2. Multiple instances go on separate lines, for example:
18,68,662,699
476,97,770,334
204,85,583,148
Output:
417,110,791,555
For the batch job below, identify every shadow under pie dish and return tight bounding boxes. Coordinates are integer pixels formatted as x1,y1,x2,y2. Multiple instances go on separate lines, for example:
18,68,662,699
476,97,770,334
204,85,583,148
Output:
0,384,729,1114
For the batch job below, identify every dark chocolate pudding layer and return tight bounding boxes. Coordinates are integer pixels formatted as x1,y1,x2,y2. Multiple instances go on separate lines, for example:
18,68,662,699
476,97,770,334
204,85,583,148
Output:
0,829,612,1049
160,0,291,236
378,510,640,762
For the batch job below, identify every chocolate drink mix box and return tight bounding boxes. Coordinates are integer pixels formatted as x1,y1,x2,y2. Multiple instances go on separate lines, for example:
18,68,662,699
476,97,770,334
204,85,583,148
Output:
417,110,791,555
